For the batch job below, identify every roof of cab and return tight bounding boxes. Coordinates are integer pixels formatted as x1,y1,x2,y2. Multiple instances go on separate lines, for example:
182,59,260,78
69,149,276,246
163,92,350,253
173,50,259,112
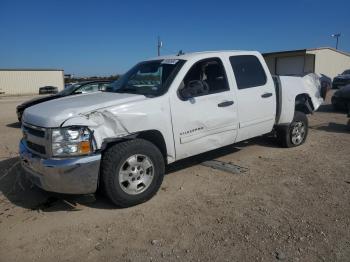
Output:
145,50,261,62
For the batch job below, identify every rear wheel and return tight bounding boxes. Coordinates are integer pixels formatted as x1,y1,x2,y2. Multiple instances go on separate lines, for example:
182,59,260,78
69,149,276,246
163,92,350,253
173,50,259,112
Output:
100,139,165,207
277,111,308,148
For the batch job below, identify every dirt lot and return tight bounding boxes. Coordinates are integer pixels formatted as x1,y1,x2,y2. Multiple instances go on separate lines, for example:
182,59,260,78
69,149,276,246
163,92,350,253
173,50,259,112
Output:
0,94,349,262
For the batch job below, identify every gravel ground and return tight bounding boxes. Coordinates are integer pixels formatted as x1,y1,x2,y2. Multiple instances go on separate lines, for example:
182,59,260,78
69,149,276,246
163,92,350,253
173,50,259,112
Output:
0,93,349,262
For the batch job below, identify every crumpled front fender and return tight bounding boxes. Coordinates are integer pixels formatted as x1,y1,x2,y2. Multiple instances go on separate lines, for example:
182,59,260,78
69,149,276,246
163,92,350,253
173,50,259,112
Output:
59,97,177,163
61,110,131,150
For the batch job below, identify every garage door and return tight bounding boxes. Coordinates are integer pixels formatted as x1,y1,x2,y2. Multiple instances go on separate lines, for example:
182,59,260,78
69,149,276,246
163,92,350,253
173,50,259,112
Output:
276,56,305,75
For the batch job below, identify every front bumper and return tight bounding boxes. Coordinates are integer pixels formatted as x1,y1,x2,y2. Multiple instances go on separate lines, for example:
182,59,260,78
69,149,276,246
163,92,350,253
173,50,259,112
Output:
19,140,101,194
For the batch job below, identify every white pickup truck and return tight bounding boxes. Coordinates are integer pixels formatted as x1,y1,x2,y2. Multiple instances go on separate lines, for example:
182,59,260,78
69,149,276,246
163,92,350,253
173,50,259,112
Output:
20,51,327,207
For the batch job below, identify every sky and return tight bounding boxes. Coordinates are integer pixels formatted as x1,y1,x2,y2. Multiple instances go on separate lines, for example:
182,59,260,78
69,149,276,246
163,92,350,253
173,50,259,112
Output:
0,0,349,76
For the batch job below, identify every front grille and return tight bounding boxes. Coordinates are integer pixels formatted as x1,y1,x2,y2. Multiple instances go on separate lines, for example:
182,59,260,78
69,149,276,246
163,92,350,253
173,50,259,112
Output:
25,126,45,138
27,141,46,154
23,123,48,156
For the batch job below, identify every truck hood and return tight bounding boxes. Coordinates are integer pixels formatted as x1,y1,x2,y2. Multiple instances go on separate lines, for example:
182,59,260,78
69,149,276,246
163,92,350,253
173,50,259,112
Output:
23,92,146,127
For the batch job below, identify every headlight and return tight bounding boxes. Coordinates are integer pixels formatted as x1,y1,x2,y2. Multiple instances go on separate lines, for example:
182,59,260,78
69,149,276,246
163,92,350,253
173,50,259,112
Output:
51,127,92,157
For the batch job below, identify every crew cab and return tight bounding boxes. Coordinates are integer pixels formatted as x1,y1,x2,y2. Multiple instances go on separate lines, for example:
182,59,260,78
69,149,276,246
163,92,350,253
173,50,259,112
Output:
19,51,326,207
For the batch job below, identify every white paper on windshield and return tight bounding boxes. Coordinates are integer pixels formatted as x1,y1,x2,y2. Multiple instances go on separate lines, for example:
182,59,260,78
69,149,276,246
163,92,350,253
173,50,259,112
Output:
161,59,179,65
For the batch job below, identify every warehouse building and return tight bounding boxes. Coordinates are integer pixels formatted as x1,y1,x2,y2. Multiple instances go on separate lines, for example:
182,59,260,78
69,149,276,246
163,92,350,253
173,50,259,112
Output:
263,47,350,79
0,69,64,95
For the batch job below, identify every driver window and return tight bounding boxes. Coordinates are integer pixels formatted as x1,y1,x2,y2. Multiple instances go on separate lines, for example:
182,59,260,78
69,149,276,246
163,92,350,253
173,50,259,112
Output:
182,58,229,98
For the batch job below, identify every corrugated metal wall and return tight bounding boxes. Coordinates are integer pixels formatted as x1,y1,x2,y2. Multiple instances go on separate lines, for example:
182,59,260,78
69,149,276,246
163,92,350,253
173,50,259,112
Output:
0,70,64,95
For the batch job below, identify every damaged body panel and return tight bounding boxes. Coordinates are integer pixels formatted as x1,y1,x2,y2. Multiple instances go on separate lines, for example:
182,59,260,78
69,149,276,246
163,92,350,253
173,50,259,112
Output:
61,97,177,163
276,74,324,125
23,93,177,163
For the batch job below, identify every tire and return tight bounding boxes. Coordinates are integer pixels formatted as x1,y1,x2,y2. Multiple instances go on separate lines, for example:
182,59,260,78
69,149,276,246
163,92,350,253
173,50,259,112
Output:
100,139,165,207
277,111,308,148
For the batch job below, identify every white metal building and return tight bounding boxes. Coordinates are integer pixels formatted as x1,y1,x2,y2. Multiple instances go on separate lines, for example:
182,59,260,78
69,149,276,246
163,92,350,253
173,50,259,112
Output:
0,69,64,95
263,47,350,79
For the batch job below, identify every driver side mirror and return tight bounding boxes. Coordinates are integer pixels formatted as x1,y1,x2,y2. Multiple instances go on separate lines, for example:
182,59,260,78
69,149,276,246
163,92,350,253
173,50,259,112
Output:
179,86,192,100
179,80,208,100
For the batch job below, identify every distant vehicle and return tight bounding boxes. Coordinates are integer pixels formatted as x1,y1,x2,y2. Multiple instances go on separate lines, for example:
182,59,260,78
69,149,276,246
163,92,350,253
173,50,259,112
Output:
332,69,350,89
39,86,58,94
17,80,111,122
331,84,350,113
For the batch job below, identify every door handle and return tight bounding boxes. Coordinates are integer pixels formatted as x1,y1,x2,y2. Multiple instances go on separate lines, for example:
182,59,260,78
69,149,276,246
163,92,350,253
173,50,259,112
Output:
218,101,234,107
261,92,273,98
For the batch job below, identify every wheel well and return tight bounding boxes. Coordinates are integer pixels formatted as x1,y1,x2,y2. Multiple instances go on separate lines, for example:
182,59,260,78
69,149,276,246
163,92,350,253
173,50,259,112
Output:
136,130,167,162
101,130,168,163
295,94,314,114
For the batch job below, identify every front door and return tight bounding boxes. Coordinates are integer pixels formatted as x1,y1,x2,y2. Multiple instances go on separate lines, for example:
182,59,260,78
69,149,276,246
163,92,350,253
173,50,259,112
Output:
170,57,238,160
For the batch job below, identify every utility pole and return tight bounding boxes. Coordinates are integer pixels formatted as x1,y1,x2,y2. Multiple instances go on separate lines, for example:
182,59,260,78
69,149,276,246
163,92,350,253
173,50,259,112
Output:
331,33,341,49
157,36,162,56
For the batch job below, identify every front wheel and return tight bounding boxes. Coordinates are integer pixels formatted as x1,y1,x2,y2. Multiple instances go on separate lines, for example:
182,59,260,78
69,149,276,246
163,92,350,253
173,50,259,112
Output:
277,111,308,148
100,139,165,207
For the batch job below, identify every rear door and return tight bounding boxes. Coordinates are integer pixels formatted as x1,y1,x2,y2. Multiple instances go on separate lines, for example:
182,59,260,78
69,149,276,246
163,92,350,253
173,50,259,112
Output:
170,57,238,160
229,55,276,141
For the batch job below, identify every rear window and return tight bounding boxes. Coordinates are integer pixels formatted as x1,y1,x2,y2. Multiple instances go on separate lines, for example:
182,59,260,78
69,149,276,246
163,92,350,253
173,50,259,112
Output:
229,55,267,89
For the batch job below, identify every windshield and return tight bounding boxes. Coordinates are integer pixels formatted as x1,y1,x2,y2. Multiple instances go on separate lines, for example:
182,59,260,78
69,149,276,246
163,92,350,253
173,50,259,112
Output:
107,59,185,97
58,83,82,96
342,70,350,75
